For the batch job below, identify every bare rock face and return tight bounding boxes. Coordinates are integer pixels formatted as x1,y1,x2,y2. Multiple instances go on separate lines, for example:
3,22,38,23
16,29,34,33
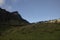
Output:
0,8,29,26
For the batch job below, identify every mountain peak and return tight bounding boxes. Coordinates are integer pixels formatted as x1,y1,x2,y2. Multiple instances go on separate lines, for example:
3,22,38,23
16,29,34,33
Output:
0,8,30,26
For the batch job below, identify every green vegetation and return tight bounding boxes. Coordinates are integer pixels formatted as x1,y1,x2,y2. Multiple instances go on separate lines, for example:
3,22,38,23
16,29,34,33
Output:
0,23,60,40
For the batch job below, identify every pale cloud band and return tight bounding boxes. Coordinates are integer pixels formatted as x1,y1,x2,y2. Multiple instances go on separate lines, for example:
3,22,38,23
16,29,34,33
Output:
0,0,18,11
0,0,18,6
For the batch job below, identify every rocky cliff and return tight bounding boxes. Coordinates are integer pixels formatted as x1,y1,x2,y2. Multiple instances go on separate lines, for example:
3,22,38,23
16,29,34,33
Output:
0,8,29,26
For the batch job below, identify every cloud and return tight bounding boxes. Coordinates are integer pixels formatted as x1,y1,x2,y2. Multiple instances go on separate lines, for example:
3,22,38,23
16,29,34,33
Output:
0,0,5,6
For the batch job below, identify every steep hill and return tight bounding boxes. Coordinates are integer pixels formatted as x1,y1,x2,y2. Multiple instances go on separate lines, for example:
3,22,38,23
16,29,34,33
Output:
0,8,29,26
0,8,30,35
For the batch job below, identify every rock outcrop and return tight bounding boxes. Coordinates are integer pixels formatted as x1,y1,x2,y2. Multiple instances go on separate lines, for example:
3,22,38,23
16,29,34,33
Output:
0,8,29,26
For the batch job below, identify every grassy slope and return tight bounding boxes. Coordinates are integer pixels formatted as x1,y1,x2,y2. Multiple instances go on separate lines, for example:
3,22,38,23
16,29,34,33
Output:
0,23,60,40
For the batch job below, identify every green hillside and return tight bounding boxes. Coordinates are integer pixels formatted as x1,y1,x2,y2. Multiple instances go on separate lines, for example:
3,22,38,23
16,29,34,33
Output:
0,23,60,40
0,8,60,40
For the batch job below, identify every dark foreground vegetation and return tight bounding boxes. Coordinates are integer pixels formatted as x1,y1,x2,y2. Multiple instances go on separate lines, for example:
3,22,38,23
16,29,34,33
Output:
0,23,60,40
0,8,60,40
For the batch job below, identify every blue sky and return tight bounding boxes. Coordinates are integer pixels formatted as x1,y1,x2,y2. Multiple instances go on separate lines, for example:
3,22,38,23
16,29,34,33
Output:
0,0,60,23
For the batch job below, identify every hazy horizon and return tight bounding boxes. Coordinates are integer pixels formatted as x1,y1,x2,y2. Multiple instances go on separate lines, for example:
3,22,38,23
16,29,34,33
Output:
0,0,60,23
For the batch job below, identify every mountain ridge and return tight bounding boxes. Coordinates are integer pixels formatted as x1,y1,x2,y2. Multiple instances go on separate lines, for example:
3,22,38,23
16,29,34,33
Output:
0,8,30,26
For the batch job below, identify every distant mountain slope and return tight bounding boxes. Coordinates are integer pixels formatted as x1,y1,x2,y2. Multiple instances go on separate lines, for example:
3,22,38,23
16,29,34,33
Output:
48,18,60,23
0,8,30,26
38,18,60,23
